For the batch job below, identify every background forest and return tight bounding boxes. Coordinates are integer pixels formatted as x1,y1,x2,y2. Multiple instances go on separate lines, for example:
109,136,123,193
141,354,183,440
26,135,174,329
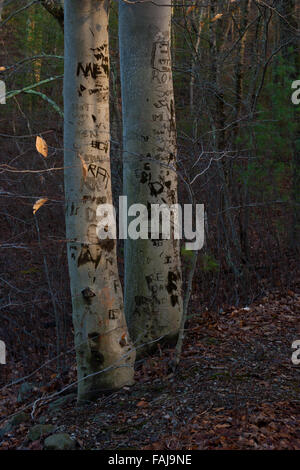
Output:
0,0,299,450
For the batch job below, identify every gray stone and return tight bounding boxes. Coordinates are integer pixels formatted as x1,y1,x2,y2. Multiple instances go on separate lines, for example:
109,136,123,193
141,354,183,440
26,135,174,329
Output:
0,423,12,439
44,433,76,450
28,424,56,442
48,393,76,411
10,411,30,426
0,411,30,439
38,416,47,424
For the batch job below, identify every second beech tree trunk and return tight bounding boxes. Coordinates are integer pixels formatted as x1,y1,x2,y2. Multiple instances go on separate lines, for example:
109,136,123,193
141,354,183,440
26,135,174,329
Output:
64,0,135,403
119,1,183,354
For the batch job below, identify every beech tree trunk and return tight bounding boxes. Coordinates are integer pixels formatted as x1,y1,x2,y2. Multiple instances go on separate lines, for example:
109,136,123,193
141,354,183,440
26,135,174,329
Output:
119,1,183,355
64,0,135,403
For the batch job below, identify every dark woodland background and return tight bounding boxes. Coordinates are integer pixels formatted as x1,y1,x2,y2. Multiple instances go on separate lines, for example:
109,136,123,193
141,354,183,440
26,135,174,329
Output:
0,0,299,450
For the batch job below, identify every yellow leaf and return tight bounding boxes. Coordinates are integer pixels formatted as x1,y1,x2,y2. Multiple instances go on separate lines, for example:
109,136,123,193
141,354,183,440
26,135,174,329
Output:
78,154,88,180
36,136,48,157
211,13,223,22
33,198,48,215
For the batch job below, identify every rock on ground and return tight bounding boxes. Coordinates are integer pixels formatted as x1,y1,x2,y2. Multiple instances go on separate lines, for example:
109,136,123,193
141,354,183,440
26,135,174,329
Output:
44,433,76,450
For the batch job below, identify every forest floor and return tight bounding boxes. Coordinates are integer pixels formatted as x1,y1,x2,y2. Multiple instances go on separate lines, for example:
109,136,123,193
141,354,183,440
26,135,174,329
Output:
0,288,299,450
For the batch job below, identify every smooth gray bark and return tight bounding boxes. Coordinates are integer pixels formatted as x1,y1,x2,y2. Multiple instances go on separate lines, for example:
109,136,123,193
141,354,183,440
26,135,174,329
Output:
119,1,183,355
64,0,135,402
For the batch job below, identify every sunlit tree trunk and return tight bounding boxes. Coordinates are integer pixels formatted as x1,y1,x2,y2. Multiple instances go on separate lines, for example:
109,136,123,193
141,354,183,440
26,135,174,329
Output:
64,0,135,403
119,0,183,355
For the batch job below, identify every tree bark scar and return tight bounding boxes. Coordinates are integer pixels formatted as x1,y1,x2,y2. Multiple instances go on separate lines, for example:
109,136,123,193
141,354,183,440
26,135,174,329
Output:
82,287,96,301
98,238,115,252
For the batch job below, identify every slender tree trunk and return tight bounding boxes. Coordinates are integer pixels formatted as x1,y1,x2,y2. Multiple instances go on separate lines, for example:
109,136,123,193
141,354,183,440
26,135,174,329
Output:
190,6,203,119
119,1,183,355
64,0,135,403
208,1,243,298
0,1,4,22
234,0,251,263
235,0,251,126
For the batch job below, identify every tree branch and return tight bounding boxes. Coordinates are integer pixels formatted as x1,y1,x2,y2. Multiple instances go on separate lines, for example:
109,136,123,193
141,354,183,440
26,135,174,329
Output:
40,0,64,30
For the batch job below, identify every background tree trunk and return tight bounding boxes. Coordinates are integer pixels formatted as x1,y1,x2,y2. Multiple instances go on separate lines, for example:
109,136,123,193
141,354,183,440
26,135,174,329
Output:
119,0,183,355
40,0,64,30
64,0,135,403
278,0,300,250
0,1,4,22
